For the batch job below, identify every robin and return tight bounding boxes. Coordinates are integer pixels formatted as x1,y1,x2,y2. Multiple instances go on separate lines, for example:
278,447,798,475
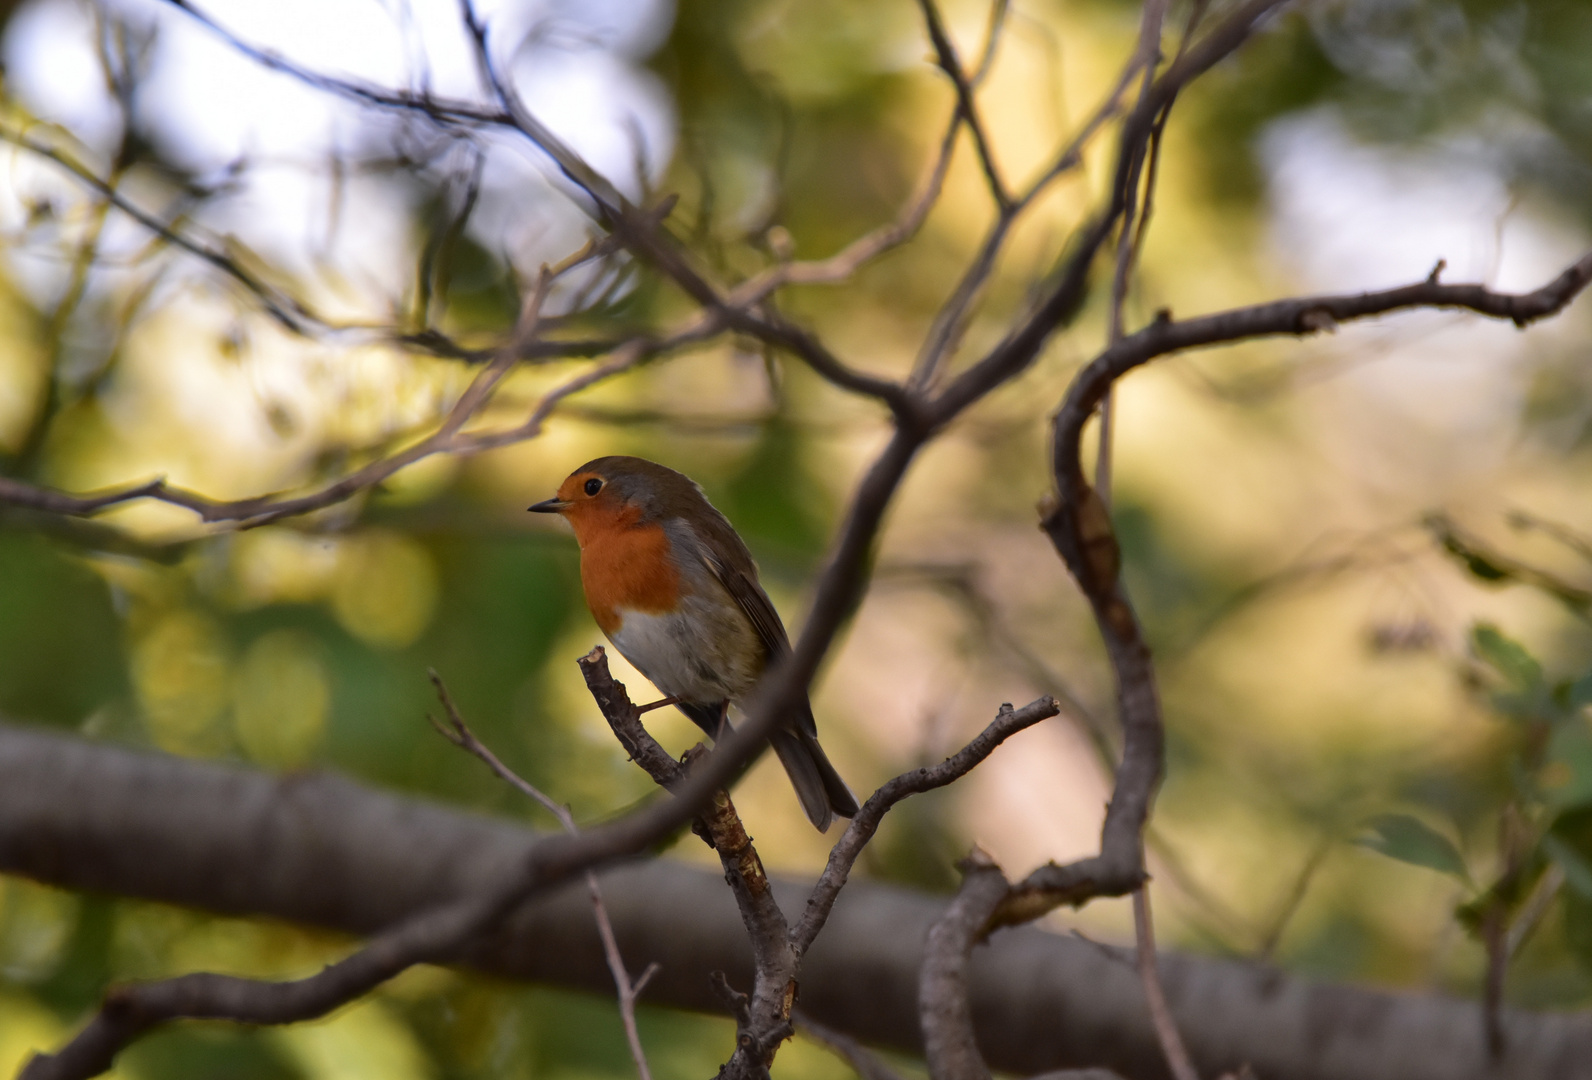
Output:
529,456,859,830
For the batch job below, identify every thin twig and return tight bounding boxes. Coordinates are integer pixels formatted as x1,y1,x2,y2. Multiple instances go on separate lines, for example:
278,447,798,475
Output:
0,301,715,526
0,123,322,334
1134,887,1199,1080
1256,835,1333,961
794,1009,910,1080
792,695,1061,953
970,0,1013,85
906,6,1155,391
1097,0,1168,501
915,0,1012,210
733,107,961,302
427,671,656,1080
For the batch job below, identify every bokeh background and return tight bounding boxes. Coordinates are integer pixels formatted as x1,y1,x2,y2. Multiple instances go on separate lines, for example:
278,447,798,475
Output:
4,0,1592,1076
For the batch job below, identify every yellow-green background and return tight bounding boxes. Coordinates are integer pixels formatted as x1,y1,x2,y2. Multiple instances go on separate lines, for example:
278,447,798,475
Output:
5,0,1592,1076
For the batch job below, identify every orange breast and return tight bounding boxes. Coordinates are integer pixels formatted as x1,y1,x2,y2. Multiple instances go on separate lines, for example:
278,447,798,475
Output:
569,509,682,634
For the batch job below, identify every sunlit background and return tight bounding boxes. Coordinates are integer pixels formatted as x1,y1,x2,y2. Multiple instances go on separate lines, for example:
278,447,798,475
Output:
4,0,1592,1076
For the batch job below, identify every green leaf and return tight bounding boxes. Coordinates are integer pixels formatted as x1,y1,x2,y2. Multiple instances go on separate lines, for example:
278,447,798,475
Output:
1354,814,1470,882
1471,624,1543,691
1470,624,1552,723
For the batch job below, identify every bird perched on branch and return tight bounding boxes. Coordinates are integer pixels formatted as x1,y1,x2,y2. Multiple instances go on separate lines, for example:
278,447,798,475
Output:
530,455,858,830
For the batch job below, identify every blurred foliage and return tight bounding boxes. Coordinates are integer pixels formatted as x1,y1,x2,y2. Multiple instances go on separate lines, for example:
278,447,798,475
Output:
3,0,1592,1077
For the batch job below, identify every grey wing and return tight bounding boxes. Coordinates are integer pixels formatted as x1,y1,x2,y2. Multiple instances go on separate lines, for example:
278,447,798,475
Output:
694,542,823,733
697,544,792,658
697,531,857,826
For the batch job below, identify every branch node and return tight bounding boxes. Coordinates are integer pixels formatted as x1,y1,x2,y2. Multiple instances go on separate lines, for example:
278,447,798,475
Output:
1297,307,1337,334
711,971,752,1026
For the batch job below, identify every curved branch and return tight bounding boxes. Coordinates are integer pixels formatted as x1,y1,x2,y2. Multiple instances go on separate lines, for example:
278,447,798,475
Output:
1016,253,1592,925
792,695,1061,953
1057,251,1592,486
920,852,1010,1080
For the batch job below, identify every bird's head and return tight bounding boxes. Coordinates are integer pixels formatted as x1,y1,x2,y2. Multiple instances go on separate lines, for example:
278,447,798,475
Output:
529,456,705,546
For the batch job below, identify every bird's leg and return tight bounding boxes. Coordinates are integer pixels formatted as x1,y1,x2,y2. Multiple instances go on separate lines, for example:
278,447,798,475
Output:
636,695,680,714
714,701,730,741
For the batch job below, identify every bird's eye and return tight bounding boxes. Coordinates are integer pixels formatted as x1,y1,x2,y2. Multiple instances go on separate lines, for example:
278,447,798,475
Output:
584,478,603,496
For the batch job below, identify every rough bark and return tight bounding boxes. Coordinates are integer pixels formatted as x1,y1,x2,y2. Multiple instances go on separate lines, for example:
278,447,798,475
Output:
2,722,1589,1080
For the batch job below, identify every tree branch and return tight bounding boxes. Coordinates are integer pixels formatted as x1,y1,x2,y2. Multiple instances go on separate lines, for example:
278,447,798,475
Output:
1134,887,1200,1080
792,695,1061,953
576,649,798,1078
6,723,1592,1080
428,671,657,1080
915,0,1011,211
919,851,1010,1080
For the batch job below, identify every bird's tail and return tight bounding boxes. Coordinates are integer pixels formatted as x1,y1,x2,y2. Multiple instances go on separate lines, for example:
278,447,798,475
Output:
769,719,859,832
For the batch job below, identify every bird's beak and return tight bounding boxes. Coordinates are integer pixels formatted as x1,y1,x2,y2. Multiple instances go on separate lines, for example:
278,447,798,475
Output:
527,498,570,514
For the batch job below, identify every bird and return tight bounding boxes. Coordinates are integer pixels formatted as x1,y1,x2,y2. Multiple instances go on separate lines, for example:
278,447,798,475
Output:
529,455,858,830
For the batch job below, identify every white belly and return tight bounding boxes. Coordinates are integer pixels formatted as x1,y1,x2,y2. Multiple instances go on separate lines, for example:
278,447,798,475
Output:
606,599,760,704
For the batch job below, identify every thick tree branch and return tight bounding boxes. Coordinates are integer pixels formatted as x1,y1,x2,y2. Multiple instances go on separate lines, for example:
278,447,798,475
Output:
5,723,1592,1080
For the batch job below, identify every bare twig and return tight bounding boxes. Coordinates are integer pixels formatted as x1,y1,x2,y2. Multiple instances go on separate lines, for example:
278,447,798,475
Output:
1507,865,1564,960
1133,887,1199,1080
1097,0,1170,500
795,1010,911,1080
455,0,914,413
734,108,961,301
0,301,716,527
875,559,1114,762
1507,510,1592,569
792,695,1061,953
1483,902,1508,1059
915,0,1011,210
1256,836,1334,961
1427,513,1592,612
427,671,656,1080
930,0,1291,424
970,0,1013,85
0,123,323,334
907,5,1160,391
